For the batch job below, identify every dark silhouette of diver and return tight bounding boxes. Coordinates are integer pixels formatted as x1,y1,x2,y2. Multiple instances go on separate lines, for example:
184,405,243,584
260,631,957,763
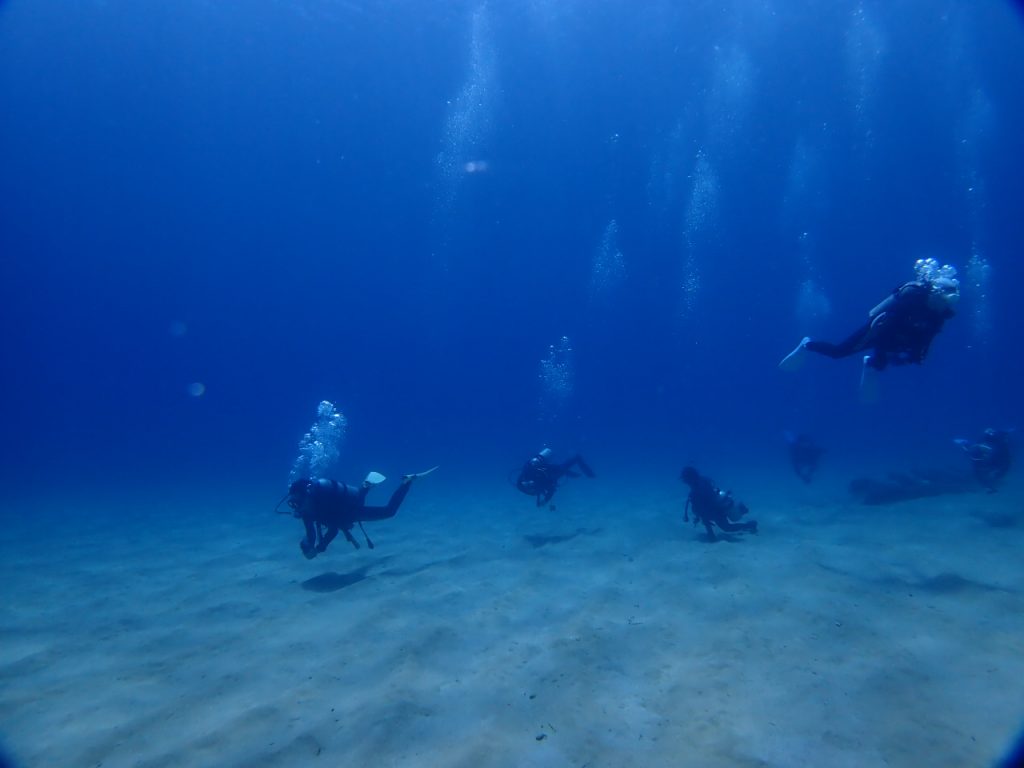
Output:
680,466,758,541
784,431,824,484
515,448,595,508
780,259,959,399
954,428,1012,493
277,468,435,558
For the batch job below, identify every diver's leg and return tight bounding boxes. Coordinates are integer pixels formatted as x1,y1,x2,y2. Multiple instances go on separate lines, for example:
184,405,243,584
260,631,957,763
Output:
715,519,745,532
978,467,998,492
568,455,596,478
358,478,413,521
717,518,758,534
342,527,361,548
703,521,717,540
805,322,873,359
300,518,318,558
726,502,750,521
317,525,339,553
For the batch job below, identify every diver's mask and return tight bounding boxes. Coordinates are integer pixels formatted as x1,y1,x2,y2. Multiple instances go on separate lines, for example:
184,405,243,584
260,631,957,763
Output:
274,479,311,516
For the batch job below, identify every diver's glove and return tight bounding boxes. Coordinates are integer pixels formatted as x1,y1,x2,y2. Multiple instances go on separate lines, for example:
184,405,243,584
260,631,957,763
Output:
300,540,317,559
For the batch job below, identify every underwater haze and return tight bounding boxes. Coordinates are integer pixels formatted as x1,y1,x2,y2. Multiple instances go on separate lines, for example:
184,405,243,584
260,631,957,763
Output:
2,1,1024,766
2,0,1023,488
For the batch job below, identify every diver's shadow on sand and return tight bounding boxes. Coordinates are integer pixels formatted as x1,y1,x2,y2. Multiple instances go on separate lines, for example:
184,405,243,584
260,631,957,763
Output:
301,566,373,593
524,527,602,549
970,509,1020,529
301,556,396,593
697,532,744,543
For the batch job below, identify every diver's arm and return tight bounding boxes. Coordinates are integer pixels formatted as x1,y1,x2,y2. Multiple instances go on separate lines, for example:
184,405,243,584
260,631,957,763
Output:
912,317,945,362
868,289,899,319
302,518,317,547
702,520,717,540
515,464,533,494
871,281,926,320
317,524,339,552
299,518,318,558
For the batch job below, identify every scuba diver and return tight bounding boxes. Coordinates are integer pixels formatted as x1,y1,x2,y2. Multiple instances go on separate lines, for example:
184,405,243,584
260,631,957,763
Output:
684,466,757,544
784,431,824,484
515,447,595,508
276,468,436,558
954,428,1012,493
680,466,758,541
779,258,960,399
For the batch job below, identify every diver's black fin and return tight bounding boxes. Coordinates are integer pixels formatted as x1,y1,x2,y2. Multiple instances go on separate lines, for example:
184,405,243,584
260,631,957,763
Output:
358,521,375,549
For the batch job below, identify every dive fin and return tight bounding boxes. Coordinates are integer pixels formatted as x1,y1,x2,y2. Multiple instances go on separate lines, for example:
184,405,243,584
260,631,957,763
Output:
403,466,439,481
859,355,880,404
364,471,387,486
779,337,811,371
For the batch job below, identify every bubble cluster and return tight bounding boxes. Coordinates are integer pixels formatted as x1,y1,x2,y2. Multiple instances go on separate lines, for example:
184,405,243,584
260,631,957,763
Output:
435,4,496,212
680,150,718,316
590,219,625,302
965,252,992,343
645,121,686,214
914,257,959,287
783,140,826,230
846,2,885,149
705,44,753,151
958,87,993,240
796,278,832,329
538,336,574,423
288,400,347,486
684,150,719,235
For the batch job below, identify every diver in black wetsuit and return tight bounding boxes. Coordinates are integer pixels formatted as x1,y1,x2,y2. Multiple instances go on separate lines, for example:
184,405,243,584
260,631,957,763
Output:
515,448,595,508
281,470,432,558
784,432,824,484
779,259,959,397
680,466,757,541
954,428,1012,493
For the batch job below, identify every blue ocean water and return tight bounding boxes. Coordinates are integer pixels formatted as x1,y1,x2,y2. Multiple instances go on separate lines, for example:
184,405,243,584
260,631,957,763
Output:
2,1,1023,498
2,4,1024,763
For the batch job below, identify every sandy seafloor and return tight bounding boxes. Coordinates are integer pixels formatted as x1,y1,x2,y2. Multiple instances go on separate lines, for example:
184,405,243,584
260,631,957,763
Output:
2,466,1023,768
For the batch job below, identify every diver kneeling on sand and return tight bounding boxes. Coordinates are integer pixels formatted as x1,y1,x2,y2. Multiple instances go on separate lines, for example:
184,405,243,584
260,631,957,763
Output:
784,431,824,484
680,466,758,542
515,447,595,509
954,428,1013,493
276,468,436,558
